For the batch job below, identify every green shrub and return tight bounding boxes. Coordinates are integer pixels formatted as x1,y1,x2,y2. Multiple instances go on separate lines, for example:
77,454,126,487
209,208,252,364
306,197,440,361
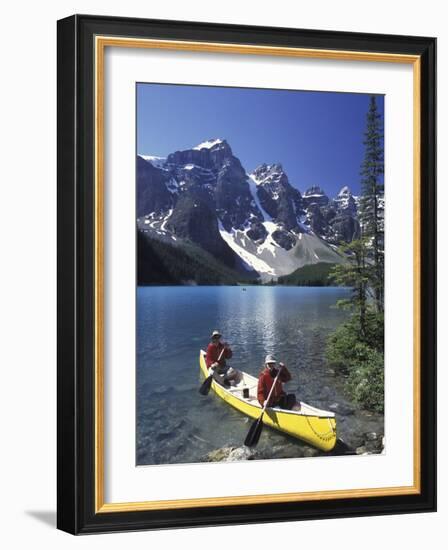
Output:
325,322,360,371
362,311,384,353
326,311,384,413
346,349,384,413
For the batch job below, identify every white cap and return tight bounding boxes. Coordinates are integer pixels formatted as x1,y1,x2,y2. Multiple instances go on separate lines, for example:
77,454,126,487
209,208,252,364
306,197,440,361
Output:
211,330,222,338
265,354,277,364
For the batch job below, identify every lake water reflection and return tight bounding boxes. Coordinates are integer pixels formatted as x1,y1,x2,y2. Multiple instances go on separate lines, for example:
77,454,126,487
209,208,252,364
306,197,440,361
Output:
136,285,362,465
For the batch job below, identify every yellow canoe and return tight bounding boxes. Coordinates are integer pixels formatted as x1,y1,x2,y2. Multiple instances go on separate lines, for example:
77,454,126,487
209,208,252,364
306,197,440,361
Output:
200,350,337,452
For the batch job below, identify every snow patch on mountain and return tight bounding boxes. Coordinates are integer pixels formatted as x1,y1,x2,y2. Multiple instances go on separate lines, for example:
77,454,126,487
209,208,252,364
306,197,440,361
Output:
219,222,276,276
193,138,224,150
247,174,272,222
338,185,351,196
139,155,167,169
257,221,281,256
166,177,179,194
160,209,173,232
219,220,343,280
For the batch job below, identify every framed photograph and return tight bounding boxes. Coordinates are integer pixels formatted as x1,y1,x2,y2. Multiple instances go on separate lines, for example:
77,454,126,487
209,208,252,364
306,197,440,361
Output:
57,14,436,534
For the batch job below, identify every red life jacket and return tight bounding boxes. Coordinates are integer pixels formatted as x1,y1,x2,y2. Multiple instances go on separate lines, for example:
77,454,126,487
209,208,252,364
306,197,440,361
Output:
257,366,291,406
205,342,232,368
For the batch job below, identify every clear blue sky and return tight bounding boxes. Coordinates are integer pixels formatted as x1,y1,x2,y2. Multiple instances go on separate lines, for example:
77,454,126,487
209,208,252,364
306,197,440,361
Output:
137,83,384,197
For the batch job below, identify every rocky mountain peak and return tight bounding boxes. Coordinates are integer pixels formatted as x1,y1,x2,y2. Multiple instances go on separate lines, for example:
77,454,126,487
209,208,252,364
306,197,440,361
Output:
333,185,357,216
193,138,230,153
338,185,352,197
249,163,303,232
302,186,329,209
166,138,233,171
251,163,286,187
137,138,362,281
303,185,327,198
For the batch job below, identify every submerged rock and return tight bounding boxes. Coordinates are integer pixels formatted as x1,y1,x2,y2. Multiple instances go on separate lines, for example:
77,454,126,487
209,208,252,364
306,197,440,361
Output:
355,432,385,455
365,440,382,453
269,444,306,459
227,447,259,461
331,438,355,455
329,403,355,416
205,445,259,462
303,447,320,458
365,435,384,453
205,447,233,462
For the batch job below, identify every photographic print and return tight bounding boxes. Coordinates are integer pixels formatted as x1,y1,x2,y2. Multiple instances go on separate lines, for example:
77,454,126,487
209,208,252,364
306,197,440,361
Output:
58,16,436,533
136,83,385,466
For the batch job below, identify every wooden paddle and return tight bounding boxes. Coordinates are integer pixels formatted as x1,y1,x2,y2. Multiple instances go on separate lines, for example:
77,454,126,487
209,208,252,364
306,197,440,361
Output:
244,365,283,447
199,346,226,396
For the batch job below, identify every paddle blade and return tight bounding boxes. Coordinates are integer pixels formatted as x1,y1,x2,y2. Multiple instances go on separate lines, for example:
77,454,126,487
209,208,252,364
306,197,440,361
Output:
244,415,264,447
199,375,213,396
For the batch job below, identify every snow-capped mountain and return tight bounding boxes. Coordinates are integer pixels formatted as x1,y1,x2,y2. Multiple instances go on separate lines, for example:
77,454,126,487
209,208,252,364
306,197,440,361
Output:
137,138,361,280
334,185,357,216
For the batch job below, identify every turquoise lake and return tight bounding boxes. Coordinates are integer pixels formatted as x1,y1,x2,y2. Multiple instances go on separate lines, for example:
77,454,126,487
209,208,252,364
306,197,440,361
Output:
136,285,382,465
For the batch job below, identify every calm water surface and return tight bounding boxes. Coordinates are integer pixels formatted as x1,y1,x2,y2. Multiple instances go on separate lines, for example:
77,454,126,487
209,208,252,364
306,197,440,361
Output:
136,286,382,465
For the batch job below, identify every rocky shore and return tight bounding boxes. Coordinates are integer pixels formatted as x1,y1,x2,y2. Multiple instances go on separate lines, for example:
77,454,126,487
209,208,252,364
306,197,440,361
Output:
203,429,384,463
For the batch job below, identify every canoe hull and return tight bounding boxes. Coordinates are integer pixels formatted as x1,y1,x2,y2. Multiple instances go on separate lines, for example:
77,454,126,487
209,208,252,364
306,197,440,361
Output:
199,352,336,452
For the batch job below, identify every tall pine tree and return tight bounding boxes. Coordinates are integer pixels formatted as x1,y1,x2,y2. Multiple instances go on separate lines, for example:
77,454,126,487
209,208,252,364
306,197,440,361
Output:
358,96,384,312
329,239,373,337
326,96,385,413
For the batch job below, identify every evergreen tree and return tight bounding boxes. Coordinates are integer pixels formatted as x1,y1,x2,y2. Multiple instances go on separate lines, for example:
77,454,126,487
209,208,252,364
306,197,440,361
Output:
326,97,385,413
329,239,373,337
358,96,384,312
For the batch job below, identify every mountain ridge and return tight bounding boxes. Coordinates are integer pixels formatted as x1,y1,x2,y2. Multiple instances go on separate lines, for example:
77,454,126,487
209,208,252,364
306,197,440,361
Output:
137,138,364,283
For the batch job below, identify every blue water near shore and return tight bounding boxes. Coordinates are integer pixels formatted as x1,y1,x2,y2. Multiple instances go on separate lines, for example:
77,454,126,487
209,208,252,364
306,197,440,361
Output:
136,285,377,465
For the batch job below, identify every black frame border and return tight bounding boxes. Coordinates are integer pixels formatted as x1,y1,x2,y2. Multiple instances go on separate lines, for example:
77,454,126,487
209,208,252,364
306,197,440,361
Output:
57,14,436,534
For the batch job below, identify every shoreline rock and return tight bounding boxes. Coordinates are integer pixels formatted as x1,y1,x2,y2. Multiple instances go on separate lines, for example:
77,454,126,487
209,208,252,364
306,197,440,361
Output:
204,446,260,462
355,432,384,455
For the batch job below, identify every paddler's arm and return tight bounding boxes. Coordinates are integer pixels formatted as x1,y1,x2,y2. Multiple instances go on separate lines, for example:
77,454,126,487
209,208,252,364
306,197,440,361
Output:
257,373,266,406
205,344,215,369
223,343,232,359
278,363,291,382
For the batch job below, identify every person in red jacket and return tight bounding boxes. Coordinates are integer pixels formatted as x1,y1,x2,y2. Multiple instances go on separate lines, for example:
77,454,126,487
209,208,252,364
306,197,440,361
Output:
257,355,300,410
206,330,239,387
